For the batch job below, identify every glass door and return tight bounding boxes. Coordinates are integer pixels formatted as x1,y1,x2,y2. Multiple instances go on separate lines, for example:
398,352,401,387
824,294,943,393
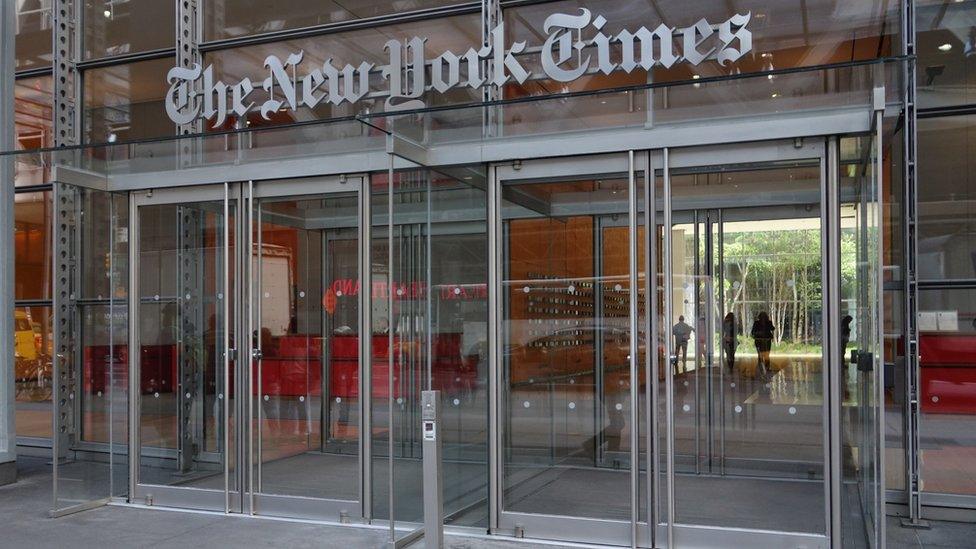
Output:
838,131,884,547
660,141,834,548
494,154,641,546
130,184,238,512
247,176,365,521
129,177,369,520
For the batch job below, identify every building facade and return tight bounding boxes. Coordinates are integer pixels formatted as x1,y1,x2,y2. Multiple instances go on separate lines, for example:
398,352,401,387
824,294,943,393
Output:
0,1,973,548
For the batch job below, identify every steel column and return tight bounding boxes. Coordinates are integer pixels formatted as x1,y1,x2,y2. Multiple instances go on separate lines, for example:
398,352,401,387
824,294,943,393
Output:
177,0,202,167
51,0,81,474
177,208,205,475
52,183,78,474
53,0,80,147
481,0,500,138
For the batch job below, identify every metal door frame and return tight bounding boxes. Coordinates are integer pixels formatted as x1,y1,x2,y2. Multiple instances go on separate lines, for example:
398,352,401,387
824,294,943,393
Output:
675,208,718,478
677,200,838,481
245,175,369,523
491,152,643,547
487,138,859,548
128,183,242,513
663,140,832,549
127,176,374,521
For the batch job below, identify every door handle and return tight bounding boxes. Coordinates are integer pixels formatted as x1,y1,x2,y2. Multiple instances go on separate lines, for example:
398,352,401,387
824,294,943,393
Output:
857,351,874,372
